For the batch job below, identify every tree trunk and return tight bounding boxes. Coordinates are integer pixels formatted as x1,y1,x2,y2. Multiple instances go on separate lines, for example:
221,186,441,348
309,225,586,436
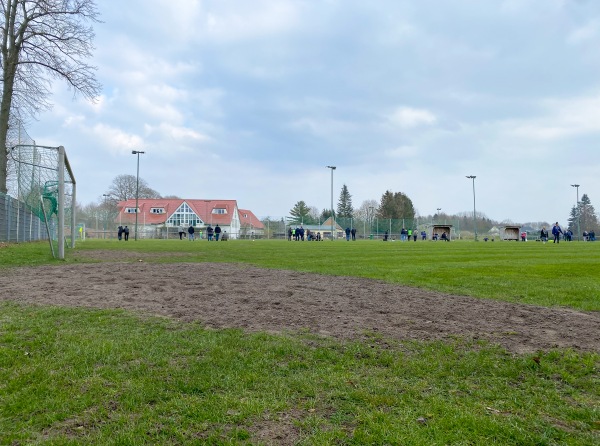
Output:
0,56,17,195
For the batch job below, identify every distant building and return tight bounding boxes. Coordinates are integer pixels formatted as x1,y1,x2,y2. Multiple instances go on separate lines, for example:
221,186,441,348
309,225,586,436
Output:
116,198,261,239
238,209,265,238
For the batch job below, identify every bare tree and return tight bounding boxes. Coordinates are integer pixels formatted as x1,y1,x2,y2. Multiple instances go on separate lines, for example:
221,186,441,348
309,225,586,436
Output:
106,174,161,202
0,0,102,193
355,199,378,221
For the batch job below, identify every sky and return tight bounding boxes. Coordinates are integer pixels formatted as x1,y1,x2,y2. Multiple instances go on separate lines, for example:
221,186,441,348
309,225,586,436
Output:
27,0,600,224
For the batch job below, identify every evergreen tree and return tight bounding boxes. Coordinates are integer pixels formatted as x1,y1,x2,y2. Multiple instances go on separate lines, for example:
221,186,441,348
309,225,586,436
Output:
377,190,415,232
336,184,354,218
377,190,415,220
578,194,599,233
288,201,313,225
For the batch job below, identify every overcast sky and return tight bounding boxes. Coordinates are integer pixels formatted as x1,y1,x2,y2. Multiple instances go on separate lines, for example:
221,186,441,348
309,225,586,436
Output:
28,0,600,224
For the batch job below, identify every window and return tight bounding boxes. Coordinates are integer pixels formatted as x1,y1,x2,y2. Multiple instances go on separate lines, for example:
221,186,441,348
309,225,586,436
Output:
125,207,138,213
213,208,227,214
166,202,202,227
150,208,165,214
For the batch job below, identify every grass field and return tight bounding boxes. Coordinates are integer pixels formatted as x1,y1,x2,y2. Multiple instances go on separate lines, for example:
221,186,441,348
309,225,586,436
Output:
1,239,599,445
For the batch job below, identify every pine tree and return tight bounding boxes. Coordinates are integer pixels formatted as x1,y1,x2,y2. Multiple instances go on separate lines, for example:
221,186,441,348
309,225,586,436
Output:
288,201,313,225
578,194,599,233
336,184,354,218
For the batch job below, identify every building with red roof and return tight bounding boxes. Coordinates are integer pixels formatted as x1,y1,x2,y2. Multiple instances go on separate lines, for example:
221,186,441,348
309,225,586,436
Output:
116,198,260,239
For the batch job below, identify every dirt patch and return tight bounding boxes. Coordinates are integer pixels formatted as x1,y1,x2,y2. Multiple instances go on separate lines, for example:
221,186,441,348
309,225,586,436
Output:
2,259,599,354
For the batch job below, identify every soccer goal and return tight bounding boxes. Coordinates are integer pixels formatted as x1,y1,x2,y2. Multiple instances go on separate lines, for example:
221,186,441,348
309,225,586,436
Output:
9,145,77,259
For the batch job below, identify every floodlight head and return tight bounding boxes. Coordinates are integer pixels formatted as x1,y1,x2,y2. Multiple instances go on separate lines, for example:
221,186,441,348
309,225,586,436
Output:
571,184,580,188
326,165,336,170
466,175,476,179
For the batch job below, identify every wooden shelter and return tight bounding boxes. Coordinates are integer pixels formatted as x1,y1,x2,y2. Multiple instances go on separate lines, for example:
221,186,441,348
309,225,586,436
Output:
432,225,453,241
501,226,520,241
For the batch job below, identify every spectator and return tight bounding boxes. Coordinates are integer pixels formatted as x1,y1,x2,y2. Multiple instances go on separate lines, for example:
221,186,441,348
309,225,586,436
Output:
552,222,563,243
188,225,195,241
214,224,222,241
540,227,548,244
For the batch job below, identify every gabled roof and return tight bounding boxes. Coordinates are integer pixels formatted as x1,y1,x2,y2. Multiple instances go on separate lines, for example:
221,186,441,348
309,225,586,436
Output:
238,209,264,229
117,198,240,226
321,217,344,230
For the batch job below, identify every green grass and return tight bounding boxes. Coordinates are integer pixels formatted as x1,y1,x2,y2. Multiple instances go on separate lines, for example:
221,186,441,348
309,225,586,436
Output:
0,303,598,445
1,239,598,444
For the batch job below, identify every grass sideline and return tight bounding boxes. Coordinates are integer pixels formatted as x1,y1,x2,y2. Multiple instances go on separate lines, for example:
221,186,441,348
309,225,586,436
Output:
1,240,598,444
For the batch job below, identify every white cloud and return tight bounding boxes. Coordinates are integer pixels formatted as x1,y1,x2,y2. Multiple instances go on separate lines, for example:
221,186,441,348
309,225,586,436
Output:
89,124,145,155
506,93,600,141
387,107,437,128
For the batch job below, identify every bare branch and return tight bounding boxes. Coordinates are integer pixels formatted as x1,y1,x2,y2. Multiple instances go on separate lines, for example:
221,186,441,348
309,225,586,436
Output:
0,0,102,192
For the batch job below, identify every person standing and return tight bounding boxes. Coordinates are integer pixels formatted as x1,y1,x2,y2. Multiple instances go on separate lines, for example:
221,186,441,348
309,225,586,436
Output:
345,227,351,241
413,229,417,242
123,226,130,241
552,222,562,243
178,224,185,240
351,227,356,241
117,225,123,241
207,225,214,241
214,224,222,241
540,227,548,243
188,224,195,241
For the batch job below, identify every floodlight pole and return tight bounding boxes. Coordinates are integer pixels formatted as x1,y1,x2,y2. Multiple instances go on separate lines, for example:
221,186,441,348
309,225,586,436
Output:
132,150,145,241
102,194,110,237
326,166,336,240
466,176,477,241
571,184,580,241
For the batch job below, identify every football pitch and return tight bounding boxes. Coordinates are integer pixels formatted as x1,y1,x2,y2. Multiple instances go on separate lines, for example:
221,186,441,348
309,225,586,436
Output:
1,239,598,444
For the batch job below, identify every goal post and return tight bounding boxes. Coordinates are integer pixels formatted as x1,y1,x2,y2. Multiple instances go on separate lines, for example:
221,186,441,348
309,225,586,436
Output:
58,146,77,258
9,144,77,259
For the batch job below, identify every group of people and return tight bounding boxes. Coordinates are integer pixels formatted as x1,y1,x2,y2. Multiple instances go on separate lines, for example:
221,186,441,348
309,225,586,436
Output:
287,226,323,241
117,225,129,241
399,228,419,241
344,227,357,241
546,223,596,243
177,224,224,241
431,232,449,241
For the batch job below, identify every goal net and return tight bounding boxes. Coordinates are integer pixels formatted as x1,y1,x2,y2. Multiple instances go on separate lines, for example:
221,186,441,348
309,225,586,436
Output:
8,144,77,259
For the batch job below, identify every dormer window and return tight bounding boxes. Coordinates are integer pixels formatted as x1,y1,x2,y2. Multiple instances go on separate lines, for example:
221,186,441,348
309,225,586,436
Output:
125,207,138,213
150,208,165,214
212,208,227,214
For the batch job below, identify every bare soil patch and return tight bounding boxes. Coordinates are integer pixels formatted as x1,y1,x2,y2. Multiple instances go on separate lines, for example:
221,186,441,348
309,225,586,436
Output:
2,255,598,354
